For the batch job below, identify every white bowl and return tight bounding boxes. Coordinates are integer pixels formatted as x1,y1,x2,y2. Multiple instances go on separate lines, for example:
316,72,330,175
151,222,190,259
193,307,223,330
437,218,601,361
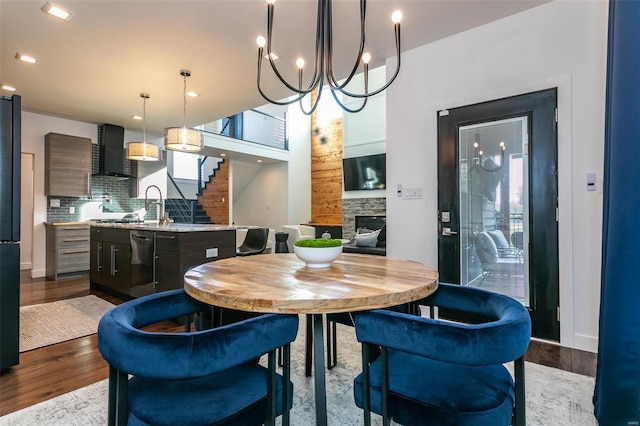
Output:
293,245,343,268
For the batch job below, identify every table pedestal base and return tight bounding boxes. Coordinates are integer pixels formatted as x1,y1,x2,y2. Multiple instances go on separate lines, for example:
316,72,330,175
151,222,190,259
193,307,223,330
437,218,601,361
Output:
304,314,329,426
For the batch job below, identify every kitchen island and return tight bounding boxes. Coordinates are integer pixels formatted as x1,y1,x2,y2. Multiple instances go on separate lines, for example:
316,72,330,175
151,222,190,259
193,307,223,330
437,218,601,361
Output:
90,223,239,299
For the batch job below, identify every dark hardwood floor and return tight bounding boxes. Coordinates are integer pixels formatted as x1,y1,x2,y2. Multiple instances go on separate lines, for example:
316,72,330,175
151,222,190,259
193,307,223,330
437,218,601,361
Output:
0,271,597,417
0,272,182,416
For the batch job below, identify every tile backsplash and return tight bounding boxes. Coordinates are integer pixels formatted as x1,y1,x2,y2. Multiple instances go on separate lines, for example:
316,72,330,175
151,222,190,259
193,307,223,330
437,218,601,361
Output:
46,144,155,222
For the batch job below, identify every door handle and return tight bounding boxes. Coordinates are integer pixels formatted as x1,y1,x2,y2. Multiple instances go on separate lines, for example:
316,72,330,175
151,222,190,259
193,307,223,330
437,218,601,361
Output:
442,227,458,236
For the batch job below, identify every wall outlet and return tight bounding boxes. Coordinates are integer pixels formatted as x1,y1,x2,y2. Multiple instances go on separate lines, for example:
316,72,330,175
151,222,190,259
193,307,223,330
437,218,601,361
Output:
50,199,60,207
69,206,75,214
206,248,219,258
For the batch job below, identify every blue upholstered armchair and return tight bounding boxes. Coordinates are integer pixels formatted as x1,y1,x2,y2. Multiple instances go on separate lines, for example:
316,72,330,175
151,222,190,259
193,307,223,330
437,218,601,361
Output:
353,283,531,426
97,289,299,426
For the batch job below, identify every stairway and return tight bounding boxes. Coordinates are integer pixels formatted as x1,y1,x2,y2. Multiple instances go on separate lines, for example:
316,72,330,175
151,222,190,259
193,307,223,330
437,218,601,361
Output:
165,199,212,224
193,202,212,224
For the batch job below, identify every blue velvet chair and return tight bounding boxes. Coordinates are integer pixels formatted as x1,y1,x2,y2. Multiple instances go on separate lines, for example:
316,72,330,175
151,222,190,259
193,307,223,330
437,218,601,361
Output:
353,283,531,426
97,289,299,426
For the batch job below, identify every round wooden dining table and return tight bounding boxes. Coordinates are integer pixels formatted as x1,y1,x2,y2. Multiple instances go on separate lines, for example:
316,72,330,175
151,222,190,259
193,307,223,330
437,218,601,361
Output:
184,252,438,426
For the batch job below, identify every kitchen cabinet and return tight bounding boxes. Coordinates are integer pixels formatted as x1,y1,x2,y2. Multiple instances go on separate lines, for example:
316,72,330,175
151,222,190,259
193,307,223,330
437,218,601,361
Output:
154,230,236,293
90,225,236,299
45,132,92,196
45,223,90,280
90,227,132,296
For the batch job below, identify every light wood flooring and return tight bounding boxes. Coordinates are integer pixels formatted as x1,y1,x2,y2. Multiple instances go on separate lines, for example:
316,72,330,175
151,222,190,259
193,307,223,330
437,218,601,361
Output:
0,272,597,417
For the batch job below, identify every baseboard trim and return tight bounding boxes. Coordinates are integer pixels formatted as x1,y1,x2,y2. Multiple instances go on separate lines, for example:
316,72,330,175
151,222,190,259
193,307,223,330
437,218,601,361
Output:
30,268,46,279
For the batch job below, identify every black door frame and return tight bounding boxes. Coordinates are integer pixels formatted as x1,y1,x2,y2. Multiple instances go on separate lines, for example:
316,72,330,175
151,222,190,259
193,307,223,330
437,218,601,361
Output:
437,88,559,341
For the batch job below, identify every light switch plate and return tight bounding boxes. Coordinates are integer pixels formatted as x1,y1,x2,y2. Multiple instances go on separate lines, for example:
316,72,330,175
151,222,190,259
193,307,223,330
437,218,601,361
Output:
50,199,60,207
587,172,596,191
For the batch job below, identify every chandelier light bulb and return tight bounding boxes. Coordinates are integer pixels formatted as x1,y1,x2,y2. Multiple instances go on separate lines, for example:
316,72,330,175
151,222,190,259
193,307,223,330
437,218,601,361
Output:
391,10,403,24
473,142,479,148
362,52,371,64
266,0,276,4
256,36,266,48
479,150,484,156
296,58,305,69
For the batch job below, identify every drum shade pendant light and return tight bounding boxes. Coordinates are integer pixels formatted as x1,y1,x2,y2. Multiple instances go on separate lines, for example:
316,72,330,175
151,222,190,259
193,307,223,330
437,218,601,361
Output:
127,93,161,161
256,0,402,115
164,70,203,152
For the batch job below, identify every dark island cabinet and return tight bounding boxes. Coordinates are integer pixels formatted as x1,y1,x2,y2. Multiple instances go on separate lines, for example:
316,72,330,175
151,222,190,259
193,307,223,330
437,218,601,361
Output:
91,226,236,299
154,230,236,293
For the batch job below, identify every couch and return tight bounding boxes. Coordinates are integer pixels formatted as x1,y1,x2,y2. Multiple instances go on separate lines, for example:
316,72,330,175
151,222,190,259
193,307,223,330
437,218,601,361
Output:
343,224,386,256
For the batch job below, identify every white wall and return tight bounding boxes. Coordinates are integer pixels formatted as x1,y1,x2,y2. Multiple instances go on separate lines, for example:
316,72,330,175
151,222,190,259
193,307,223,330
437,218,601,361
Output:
233,161,288,230
285,100,312,226
386,0,607,352
21,112,98,278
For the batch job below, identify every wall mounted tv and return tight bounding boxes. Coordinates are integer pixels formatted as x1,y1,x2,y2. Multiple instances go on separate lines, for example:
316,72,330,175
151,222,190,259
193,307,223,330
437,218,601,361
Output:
343,153,386,191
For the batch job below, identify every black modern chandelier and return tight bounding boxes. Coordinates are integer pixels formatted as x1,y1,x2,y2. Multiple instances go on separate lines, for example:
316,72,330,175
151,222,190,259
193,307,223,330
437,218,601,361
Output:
474,129,506,172
256,0,402,115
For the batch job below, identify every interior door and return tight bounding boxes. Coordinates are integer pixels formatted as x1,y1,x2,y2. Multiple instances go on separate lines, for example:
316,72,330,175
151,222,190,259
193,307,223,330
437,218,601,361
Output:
437,88,559,341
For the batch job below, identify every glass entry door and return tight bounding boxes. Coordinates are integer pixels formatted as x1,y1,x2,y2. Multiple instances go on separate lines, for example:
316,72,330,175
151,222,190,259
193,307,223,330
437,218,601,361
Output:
437,88,559,341
458,117,529,305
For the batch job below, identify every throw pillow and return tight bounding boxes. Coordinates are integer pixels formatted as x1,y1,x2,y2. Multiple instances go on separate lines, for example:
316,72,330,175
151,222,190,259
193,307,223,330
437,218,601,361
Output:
354,229,381,247
487,230,510,250
475,231,498,265
357,227,374,235
376,224,387,247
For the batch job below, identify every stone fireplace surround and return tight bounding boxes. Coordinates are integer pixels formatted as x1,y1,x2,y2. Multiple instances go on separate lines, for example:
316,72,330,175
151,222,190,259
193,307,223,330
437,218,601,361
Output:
342,197,386,239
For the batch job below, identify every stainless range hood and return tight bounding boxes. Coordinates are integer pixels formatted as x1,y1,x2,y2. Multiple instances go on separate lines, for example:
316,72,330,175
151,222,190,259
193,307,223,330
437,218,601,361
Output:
93,123,135,178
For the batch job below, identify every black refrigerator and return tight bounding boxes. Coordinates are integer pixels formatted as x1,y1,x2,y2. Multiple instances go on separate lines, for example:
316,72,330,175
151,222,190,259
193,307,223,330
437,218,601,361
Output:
0,94,21,371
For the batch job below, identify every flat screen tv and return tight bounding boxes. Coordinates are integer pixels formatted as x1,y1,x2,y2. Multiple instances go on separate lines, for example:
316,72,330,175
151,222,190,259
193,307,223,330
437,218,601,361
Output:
343,153,386,191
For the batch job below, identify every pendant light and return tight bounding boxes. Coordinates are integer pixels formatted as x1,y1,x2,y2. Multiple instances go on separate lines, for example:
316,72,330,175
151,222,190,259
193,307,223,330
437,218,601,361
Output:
126,93,161,161
164,70,203,152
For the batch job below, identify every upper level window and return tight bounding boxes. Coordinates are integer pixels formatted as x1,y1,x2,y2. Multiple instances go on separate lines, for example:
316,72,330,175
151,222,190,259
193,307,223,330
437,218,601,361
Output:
172,151,199,180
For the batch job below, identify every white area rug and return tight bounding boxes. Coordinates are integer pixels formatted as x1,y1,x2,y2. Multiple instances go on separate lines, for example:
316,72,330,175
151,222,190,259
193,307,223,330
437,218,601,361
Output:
2,320,597,425
19,296,115,352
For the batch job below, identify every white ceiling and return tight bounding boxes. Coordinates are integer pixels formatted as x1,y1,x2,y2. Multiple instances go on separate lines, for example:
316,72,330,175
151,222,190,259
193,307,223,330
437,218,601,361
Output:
1,0,548,136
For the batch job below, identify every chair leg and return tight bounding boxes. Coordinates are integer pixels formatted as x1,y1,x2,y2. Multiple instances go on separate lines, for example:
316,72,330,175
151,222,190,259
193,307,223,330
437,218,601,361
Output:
380,347,390,426
116,370,128,426
327,318,338,369
362,343,371,426
266,350,277,426
282,343,292,426
513,356,526,426
107,365,117,426
305,314,313,377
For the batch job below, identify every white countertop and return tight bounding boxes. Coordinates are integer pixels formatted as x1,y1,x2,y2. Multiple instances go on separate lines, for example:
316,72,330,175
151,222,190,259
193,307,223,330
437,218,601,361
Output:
90,223,254,232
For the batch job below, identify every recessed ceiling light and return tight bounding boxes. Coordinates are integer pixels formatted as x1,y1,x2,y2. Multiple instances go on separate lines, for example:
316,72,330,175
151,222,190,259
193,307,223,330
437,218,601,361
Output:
257,159,263,163
41,2,74,21
219,153,226,157
186,91,199,98
131,115,143,120
15,53,37,64
1,85,17,92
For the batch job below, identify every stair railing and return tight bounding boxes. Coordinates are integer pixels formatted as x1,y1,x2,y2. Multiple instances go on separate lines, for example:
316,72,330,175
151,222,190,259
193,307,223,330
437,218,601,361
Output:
197,156,208,195
167,173,196,223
